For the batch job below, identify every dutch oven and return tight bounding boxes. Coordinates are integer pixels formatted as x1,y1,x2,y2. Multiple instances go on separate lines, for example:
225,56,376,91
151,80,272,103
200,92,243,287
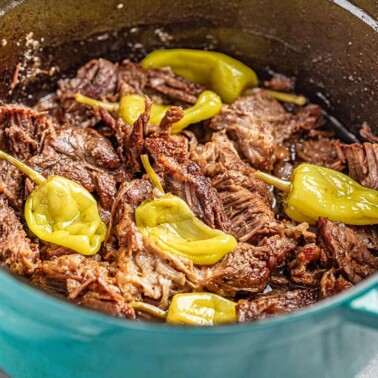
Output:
0,0,377,377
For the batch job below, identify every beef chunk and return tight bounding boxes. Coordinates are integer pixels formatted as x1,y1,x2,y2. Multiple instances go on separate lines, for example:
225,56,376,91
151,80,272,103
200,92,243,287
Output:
50,126,122,170
29,126,126,210
195,131,272,204
144,136,229,231
263,73,295,92
204,243,270,296
212,171,282,242
342,143,378,190
0,197,39,275
237,288,318,321
0,105,54,208
295,138,345,171
210,89,321,171
317,217,378,284
319,269,353,299
32,253,134,318
0,162,24,209
0,105,53,160
289,243,324,287
47,59,119,127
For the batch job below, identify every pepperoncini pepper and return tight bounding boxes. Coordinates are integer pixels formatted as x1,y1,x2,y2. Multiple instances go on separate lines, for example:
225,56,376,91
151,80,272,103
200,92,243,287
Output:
0,150,107,255
166,293,237,326
132,292,237,326
256,163,378,225
141,49,258,103
118,90,222,133
136,155,237,265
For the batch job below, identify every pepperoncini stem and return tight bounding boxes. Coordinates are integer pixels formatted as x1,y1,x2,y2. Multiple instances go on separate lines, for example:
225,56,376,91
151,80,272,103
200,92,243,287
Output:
141,154,165,194
255,170,291,193
75,93,119,112
131,301,168,319
263,90,307,106
142,49,258,103
0,150,46,185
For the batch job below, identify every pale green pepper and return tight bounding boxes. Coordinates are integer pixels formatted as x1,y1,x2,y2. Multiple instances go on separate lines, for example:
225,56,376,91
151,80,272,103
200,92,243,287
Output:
131,292,237,326
0,150,107,255
137,155,237,265
166,293,237,326
256,163,378,225
141,49,258,103
75,90,222,134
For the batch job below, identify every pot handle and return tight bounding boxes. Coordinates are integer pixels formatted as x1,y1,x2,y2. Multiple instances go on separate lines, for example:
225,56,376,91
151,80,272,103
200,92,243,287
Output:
343,284,378,329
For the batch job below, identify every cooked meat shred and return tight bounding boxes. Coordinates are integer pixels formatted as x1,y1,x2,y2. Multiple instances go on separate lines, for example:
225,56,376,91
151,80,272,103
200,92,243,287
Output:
237,289,318,321
0,56,376,325
0,197,39,275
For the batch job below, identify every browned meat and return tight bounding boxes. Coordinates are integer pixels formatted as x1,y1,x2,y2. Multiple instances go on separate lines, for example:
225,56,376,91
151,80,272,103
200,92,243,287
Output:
353,226,378,251
144,136,229,231
342,142,378,190
29,126,127,210
32,253,134,318
263,73,295,92
50,126,122,170
237,288,318,321
0,162,24,209
295,138,345,171
0,104,53,160
289,243,324,287
210,89,321,171
106,179,202,309
212,171,282,242
46,59,119,127
319,269,353,299
317,217,378,284
0,197,39,275
204,243,270,296
195,132,272,205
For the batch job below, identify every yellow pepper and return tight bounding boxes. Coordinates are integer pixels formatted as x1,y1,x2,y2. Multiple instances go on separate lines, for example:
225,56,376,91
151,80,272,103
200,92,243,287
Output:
0,150,106,255
166,293,237,326
131,292,237,326
75,90,222,133
141,49,258,103
256,163,378,225
137,155,237,265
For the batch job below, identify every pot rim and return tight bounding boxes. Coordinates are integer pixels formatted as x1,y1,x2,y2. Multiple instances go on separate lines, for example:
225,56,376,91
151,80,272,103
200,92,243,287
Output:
0,268,376,334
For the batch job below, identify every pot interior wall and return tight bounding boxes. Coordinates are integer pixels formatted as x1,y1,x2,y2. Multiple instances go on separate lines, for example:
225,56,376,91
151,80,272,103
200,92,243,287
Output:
0,0,377,136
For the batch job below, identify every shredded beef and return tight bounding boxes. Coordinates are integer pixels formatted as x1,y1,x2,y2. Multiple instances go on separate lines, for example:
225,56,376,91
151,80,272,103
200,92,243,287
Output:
317,217,378,284
0,105,53,160
106,179,202,309
210,89,321,171
319,269,353,299
237,288,318,321
295,138,345,171
144,136,229,231
204,243,270,296
342,142,378,190
29,126,126,211
289,243,324,287
0,197,39,275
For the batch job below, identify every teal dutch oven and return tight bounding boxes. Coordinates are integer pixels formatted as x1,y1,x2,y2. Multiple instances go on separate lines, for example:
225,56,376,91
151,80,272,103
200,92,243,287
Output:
0,1,377,377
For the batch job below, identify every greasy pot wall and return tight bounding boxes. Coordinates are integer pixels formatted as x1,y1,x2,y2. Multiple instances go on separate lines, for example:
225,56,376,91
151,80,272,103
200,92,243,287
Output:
0,0,377,137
